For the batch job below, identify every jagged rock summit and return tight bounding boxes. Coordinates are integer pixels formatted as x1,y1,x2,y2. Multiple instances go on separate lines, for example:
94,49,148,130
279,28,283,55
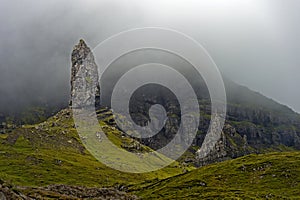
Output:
70,39,100,109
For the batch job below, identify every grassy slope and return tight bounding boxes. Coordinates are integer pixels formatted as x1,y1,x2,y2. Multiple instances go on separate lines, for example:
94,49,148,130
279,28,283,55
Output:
1,108,300,199
133,152,300,199
0,109,190,188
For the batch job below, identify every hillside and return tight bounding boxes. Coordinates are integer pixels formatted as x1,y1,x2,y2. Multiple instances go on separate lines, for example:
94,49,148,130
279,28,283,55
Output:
0,108,190,189
1,136,299,199
132,152,300,199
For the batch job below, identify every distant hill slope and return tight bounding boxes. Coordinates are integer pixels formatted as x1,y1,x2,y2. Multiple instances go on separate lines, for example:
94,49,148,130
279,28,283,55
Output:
120,76,300,166
133,152,300,199
224,78,300,125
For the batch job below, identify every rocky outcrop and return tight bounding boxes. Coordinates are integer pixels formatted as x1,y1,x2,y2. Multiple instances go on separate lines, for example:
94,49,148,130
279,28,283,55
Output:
226,104,300,149
0,180,29,200
125,89,300,166
0,180,137,200
70,39,100,109
112,83,300,166
196,124,254,166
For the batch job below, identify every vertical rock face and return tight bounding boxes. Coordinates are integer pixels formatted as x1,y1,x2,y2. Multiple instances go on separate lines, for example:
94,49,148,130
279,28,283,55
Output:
70,39,100,109
195,124,253,167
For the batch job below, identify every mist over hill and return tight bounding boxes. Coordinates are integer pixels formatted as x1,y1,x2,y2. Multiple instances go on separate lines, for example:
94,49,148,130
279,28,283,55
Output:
1,0,300,116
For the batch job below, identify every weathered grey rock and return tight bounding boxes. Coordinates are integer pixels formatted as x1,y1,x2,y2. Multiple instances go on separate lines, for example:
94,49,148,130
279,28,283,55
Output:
196,124,254,167
0,180,137,200
0,192,7,200
70,39,100,109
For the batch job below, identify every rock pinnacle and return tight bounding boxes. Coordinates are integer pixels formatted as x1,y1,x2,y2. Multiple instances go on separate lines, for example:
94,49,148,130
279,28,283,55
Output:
69,39,100,109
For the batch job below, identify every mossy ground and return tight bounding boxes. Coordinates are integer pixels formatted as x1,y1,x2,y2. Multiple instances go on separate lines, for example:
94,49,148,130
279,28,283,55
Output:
0,109,299,199
132,151,300,199
0,109,189,188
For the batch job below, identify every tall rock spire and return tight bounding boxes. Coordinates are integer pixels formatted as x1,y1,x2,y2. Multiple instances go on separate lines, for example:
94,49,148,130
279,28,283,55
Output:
69,39,100,109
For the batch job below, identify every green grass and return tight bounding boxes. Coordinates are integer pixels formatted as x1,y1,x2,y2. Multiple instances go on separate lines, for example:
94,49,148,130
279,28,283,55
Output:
132,151,300,199
0,109,189,188
1,108,300,199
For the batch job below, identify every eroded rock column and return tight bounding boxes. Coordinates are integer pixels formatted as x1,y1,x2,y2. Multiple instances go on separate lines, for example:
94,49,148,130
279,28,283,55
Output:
69,39,100,109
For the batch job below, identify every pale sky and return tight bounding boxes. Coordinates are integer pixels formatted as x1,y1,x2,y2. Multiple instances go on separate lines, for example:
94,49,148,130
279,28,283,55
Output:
1,0,300,113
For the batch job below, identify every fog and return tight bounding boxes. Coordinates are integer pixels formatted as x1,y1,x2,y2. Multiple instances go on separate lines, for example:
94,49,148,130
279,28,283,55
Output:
1,0,300,114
